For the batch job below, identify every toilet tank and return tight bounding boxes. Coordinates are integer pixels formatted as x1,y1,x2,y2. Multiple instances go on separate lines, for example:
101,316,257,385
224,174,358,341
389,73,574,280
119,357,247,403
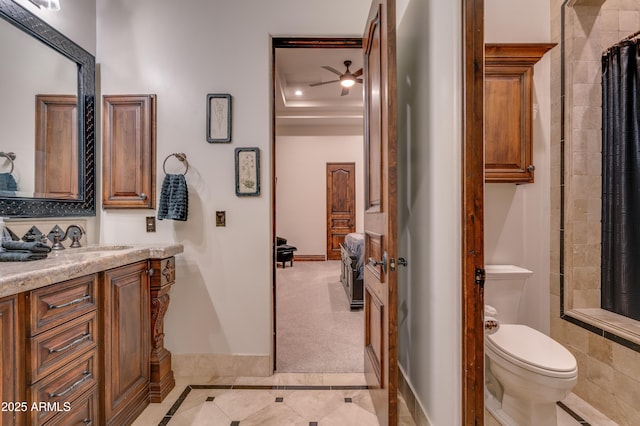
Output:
484,265,533,324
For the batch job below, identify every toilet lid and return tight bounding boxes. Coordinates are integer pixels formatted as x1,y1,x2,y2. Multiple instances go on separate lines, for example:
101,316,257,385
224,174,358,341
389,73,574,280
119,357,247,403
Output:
486,324,576,374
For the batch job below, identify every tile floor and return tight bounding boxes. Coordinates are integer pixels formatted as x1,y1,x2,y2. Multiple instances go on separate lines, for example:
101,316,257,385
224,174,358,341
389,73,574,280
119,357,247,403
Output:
133,373,417,426
134,373,616,425
485,392,618,426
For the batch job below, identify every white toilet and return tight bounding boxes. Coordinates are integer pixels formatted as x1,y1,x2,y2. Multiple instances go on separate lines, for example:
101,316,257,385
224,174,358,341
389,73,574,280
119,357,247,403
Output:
484,265,578,426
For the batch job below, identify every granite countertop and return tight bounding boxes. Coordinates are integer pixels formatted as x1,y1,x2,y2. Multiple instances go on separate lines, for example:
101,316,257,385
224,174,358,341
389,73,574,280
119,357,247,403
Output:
0,243,184,298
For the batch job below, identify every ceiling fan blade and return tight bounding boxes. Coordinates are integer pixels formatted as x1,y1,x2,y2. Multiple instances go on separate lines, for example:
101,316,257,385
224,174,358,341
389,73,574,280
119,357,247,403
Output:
321,65,344,76
309,79,340,87
353,68,363,77
341,87,350,96
356,78,363,84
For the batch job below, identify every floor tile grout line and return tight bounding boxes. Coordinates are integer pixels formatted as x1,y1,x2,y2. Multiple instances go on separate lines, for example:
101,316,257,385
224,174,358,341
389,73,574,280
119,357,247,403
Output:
556,401,592,426
165,385,192,416
157,383,371,425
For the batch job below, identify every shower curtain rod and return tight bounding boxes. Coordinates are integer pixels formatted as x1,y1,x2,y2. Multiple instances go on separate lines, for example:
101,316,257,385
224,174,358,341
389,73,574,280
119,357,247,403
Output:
622,29,640,43
605,29,640,55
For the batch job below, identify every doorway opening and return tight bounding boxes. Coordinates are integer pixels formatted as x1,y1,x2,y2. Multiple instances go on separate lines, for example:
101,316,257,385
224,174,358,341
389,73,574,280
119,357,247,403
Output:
272,37,365,373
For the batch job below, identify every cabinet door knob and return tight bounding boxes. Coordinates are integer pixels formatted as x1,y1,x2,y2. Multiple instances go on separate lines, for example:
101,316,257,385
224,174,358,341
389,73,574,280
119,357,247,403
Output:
140,193,147,200
527,165,535,172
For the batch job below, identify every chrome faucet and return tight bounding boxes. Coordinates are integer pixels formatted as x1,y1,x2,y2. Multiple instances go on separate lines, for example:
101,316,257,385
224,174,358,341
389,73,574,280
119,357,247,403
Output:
50,224,86,250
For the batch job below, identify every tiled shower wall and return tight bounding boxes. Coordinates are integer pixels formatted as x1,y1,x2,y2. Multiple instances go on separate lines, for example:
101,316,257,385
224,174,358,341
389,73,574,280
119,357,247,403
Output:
550,0,640,424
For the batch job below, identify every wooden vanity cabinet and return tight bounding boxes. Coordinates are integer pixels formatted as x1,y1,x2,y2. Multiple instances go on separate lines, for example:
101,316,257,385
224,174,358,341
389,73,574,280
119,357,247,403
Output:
102,95,156,209
149,257,176,402
101,261,151,426
1,295,24,426
484,43,555,183
25,274,99,426
0,254,177,426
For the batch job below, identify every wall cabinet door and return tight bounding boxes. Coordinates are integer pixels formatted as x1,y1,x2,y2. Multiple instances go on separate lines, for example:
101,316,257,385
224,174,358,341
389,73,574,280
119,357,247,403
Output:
0,295,23,426
35,95,78,199
102,95,156,208
485,44,555,183
102,261,150,426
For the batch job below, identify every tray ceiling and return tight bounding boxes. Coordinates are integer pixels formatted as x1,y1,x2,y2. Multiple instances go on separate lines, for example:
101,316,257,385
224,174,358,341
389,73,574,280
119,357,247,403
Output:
275,47,363,131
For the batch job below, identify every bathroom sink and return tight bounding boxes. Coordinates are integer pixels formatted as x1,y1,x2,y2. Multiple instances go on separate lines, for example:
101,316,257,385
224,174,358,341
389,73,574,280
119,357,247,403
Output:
51,245,133,257
72,244,133,252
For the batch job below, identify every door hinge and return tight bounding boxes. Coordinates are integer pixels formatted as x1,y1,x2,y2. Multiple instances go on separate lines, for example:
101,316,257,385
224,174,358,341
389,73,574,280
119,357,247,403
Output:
474,267,486,288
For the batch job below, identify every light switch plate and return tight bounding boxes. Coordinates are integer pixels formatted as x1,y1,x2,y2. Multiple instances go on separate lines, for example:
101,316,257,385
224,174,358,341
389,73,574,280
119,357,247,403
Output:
216,211,226,227
146,216,156,232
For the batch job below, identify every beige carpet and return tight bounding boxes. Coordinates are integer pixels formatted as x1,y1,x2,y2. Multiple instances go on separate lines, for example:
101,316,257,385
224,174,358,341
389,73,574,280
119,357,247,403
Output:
276,260,364,373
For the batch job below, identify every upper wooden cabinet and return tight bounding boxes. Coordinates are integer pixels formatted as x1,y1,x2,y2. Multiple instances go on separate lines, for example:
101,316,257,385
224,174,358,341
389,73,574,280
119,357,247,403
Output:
103,95,156,208
35,95,79,199
485,44,555,183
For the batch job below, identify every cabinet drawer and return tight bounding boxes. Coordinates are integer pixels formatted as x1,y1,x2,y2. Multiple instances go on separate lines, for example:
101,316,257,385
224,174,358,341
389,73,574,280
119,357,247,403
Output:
28,350,97,425
42,387,98,426
27,312,97,384
28,274,98,336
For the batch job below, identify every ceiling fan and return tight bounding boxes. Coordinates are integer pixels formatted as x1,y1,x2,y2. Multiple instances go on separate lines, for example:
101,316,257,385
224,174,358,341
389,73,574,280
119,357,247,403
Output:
309,60,363,96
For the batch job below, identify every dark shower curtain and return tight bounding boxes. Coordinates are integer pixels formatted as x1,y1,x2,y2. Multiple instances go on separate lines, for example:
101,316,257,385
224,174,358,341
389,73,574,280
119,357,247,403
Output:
601,37,640,320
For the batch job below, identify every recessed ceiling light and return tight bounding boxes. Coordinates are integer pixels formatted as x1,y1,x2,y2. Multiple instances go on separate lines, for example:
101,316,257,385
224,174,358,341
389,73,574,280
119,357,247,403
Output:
295,90,303,96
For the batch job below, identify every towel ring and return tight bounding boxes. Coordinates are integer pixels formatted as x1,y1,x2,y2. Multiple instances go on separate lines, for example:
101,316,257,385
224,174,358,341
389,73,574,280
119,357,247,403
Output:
163,152,189,175
0,152,15,174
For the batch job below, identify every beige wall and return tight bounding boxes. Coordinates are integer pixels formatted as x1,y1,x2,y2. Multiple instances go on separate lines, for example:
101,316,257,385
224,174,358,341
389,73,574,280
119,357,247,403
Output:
484,0,552,333
97,0,372,362
13,0,96,54
275,135,364,257
551,1,640,424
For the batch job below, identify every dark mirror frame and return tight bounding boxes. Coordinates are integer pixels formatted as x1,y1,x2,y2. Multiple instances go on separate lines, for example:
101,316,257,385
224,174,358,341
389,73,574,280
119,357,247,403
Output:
0,0,95,217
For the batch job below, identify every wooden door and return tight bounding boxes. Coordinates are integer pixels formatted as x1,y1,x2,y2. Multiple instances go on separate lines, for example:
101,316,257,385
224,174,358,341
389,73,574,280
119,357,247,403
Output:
326,162,356,260
35,95,78,199
462,0,485,423
362,1,397,425
102,262,150,426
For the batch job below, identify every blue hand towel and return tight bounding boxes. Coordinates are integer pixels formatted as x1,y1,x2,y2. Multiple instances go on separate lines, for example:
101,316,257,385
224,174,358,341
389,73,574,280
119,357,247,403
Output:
0,173,17,192
0,250,48,262
157,174,188,221
2,241,52,253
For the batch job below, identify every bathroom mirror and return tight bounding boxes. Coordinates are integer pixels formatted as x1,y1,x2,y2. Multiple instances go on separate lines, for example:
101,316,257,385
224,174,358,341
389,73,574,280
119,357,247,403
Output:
0,0,95,217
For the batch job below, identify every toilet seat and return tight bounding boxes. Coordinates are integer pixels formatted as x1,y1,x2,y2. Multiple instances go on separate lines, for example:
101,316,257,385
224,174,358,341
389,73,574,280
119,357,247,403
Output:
486,324,577,379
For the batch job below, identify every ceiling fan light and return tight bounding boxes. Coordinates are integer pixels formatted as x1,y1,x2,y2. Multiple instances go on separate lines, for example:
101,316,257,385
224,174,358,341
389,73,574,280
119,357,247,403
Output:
341,78,356,88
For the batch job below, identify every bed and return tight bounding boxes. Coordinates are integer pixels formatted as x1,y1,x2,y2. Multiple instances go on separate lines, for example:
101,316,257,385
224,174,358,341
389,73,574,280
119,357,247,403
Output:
339,233,364,310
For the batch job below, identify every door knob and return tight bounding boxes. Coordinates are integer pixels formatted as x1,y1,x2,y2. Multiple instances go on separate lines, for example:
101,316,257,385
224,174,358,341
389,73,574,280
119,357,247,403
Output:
368,252,388,274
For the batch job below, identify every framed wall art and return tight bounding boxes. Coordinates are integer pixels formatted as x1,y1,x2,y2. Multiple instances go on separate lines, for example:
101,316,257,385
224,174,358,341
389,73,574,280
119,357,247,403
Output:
235,147,260,196
207,93,232,143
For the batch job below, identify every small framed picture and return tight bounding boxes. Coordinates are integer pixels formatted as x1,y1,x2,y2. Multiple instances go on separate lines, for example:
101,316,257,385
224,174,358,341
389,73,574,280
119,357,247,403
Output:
235,147,260,196
207,93,232,143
